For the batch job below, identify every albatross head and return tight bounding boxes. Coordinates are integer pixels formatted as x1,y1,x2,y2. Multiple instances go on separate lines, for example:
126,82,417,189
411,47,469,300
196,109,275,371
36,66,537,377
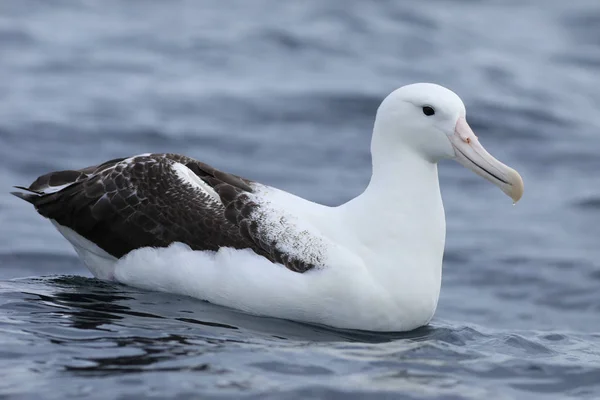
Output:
374,83,524,202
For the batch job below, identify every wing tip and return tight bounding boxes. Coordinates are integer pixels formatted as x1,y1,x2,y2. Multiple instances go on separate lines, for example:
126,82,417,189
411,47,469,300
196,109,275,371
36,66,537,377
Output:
10,186,41,204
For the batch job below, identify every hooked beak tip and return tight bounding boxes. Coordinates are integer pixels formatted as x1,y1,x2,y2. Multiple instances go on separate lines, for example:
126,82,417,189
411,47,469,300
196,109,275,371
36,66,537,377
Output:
505,168,524,203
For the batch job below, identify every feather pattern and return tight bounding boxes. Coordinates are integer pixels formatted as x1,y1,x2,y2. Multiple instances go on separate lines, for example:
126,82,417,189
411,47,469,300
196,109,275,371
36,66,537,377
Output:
12,153,325,273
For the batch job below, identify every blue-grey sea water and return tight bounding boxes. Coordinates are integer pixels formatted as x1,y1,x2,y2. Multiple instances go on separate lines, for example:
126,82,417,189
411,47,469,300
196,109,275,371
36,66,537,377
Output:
1,1,600,399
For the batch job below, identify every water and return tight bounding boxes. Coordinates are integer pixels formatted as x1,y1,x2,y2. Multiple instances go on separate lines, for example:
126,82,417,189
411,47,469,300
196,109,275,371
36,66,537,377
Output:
1,0,600,398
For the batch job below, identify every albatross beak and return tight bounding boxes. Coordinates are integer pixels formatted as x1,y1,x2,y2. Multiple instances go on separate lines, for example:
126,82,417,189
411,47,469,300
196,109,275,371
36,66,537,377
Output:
449,117,524,203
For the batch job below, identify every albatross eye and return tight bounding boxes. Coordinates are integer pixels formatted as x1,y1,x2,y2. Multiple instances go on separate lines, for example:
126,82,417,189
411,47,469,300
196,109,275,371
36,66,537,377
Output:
422,106,435,116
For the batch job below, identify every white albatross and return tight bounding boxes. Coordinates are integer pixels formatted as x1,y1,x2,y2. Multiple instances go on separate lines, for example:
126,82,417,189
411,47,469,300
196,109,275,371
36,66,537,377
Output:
12,83,524,332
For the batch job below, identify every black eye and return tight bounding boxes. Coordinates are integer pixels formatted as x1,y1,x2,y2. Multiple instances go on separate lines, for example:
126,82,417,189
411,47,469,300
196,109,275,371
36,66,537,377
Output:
422,106,435,116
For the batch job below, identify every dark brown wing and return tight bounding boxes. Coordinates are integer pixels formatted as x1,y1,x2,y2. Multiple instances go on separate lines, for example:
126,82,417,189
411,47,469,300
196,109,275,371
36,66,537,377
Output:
12,154,263,259
12,153,324,273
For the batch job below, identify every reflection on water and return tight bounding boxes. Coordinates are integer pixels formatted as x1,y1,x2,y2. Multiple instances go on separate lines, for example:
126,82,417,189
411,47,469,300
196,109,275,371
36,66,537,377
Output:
1,275,599,399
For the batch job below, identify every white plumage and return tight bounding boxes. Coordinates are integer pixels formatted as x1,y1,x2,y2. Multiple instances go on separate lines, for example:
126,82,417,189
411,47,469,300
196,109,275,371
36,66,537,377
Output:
17,83,524,332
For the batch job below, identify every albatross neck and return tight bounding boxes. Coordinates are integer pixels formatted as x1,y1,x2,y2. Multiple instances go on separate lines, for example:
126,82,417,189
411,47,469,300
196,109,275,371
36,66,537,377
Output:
338,127,447,267
349,137,444,218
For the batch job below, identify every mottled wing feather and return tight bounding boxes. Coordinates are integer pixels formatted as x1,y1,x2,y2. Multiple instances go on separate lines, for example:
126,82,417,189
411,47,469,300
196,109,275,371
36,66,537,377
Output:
217,185,326,273
14,153,324,273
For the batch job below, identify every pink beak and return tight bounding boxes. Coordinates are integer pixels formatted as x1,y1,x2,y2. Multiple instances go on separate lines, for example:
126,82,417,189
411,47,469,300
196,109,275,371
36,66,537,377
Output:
449,117,524,203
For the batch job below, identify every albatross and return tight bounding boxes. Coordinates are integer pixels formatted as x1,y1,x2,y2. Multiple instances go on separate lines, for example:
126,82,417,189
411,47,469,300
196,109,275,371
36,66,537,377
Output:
12,83,523,332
